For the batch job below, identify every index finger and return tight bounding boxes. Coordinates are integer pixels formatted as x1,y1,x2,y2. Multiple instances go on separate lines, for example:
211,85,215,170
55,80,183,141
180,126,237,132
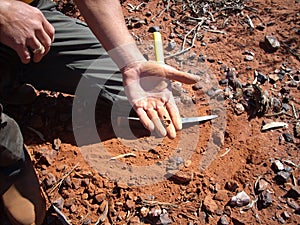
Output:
163,64,200,84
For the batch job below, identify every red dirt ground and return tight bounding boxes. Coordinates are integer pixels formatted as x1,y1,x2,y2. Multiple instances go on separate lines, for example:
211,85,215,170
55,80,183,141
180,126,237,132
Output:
3,0,300,224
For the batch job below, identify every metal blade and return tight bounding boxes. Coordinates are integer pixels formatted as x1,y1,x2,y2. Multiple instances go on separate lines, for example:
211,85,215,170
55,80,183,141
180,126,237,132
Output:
127,115,218,124
181,115,218,124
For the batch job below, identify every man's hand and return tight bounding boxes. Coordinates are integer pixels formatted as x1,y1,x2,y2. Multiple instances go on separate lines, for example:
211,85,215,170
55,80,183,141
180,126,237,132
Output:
0,0,54,64
122,61,200,139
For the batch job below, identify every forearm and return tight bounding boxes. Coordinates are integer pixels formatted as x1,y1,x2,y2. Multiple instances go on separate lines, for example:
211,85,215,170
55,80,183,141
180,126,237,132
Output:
74,0,135,51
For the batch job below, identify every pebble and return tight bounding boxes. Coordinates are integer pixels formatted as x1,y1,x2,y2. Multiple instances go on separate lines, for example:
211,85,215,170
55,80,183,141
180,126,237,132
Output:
256,23,265,31
286,198,300,210
264,35,280,52
159,212,172,225
171,82,182,96
234,103,245,115
286,186,300,199
230,191,250,207
281,211,290,220
129,216,140,225
44,173,57,188
219,79,229,86
53,197,64,210
192,82,203,91
207,57,215,63
140,207,149,217
258,189,273,208
225,180,239,192
272,160,285,172
275,171,291,184
166,40,177,51
256,179,269,193
198,54,206,62
203,195,218,213
257,72,268,84
166,170,193,184
214,190,229,202
282,133,294,143
294,122,300,138
269,74,280,83
244,55,254,61
219,215,229,225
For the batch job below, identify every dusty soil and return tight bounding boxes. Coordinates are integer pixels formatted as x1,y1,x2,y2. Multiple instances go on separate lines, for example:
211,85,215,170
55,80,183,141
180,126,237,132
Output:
3,0,300,224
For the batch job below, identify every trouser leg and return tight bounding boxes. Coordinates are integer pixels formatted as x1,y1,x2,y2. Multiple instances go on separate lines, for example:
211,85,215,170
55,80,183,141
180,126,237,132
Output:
21,0,127,104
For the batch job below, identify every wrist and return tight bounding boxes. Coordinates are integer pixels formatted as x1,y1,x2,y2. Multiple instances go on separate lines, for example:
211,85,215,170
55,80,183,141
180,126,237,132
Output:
107,43,146,70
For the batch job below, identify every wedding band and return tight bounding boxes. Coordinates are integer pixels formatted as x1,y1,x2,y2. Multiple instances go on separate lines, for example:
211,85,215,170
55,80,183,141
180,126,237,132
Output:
32,44,44,54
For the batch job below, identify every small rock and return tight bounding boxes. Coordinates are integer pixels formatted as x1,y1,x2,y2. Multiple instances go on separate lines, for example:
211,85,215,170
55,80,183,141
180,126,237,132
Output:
230,191,250,207
294,122,300,138
286,198,300,210
95,193,106,203
272,160,285,172
129,216,140,225
234,103,245,115
207,57,215,63
218,215,229,225
296,28,300,35
53,197,64,210
282,133,294,143
269,74,280,83
244,55,254,61
281,211,290,220
203,195,218,213
192,82,203,91
149,206,162,217
286,186,300,199
225,180,239,192
145,11,152,17
184,160,192,168
256,23,265,31
264,35,280,52
160,212,172,225
140,207,149,217
180,93,193,105
125,199,135,209
198,54,206,62
275,171,290,184
166,40,176,51
258,189,273,208
282,103,290,112
257,72,268,84
53,138,61,150
255,179,269,193
70,204,77,213
44,173,57,188
214,190,229,202
166,170,193,184
82,193,89,200
171,81,182,96
219,79,229,86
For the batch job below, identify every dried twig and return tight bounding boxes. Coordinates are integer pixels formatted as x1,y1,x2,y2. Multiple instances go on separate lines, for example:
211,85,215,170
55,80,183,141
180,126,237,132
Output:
48,163,79,194
220,147,231,157
109,153,136,160
165,21,203,60
291,102,299,119
52,204,72,225
95,200,109,225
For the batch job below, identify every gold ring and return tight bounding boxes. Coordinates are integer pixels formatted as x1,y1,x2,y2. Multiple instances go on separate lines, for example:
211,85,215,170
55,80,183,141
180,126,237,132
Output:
32,44,44,54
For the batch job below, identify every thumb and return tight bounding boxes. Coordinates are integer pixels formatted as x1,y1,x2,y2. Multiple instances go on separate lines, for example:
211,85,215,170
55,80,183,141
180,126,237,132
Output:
163,64,200,84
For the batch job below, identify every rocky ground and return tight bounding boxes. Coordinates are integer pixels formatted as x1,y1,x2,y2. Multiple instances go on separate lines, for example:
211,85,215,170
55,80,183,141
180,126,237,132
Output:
3,0,300,224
